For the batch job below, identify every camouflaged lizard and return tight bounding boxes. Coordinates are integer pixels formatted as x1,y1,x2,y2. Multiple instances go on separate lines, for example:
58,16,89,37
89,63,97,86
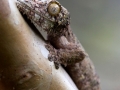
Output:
16,0,86,69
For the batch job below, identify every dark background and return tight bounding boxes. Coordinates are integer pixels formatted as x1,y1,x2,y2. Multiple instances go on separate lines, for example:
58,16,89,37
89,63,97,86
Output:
58,0,120,90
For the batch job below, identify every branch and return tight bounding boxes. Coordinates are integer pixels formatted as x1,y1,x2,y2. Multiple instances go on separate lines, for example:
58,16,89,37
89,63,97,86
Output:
0,0,78,90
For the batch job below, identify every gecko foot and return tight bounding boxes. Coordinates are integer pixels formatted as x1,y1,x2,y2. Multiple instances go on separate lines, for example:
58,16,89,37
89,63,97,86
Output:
45,44,60,69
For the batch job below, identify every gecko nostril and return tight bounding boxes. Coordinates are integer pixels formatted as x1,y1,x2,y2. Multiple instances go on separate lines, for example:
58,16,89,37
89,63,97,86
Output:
47,1,61,16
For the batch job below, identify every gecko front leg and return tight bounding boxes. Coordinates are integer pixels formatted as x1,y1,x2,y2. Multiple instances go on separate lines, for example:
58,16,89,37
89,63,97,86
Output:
46,25,86,69
46,43,85,69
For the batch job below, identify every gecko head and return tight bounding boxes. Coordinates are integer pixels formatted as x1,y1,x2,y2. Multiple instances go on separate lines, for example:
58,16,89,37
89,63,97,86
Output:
17,0,70,34
34,0,70,32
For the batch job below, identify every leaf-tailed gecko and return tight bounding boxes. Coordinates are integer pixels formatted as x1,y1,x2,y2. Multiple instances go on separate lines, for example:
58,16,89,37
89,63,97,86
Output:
16,0,86,69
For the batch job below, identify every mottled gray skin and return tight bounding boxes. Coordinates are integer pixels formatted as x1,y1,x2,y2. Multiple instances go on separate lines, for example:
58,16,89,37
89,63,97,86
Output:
16,0,86,69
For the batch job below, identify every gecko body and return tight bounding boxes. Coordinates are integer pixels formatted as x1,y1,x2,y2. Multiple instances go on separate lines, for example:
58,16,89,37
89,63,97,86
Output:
16,0,86,69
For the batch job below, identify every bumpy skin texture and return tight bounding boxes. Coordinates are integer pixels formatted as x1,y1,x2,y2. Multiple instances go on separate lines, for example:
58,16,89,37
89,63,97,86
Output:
16,0,86,69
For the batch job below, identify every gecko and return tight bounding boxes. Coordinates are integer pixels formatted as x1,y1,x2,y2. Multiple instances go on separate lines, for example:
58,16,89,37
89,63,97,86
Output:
16,0,86,69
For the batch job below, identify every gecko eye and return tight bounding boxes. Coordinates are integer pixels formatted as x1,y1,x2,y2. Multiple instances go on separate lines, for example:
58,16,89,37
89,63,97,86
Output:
47,1,61,16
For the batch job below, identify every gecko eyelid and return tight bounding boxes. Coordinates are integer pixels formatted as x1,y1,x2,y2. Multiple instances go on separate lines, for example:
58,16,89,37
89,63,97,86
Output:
47,1,61,16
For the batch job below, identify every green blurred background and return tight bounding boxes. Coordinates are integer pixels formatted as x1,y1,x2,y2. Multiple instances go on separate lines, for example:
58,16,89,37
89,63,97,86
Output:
59,0,120,90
